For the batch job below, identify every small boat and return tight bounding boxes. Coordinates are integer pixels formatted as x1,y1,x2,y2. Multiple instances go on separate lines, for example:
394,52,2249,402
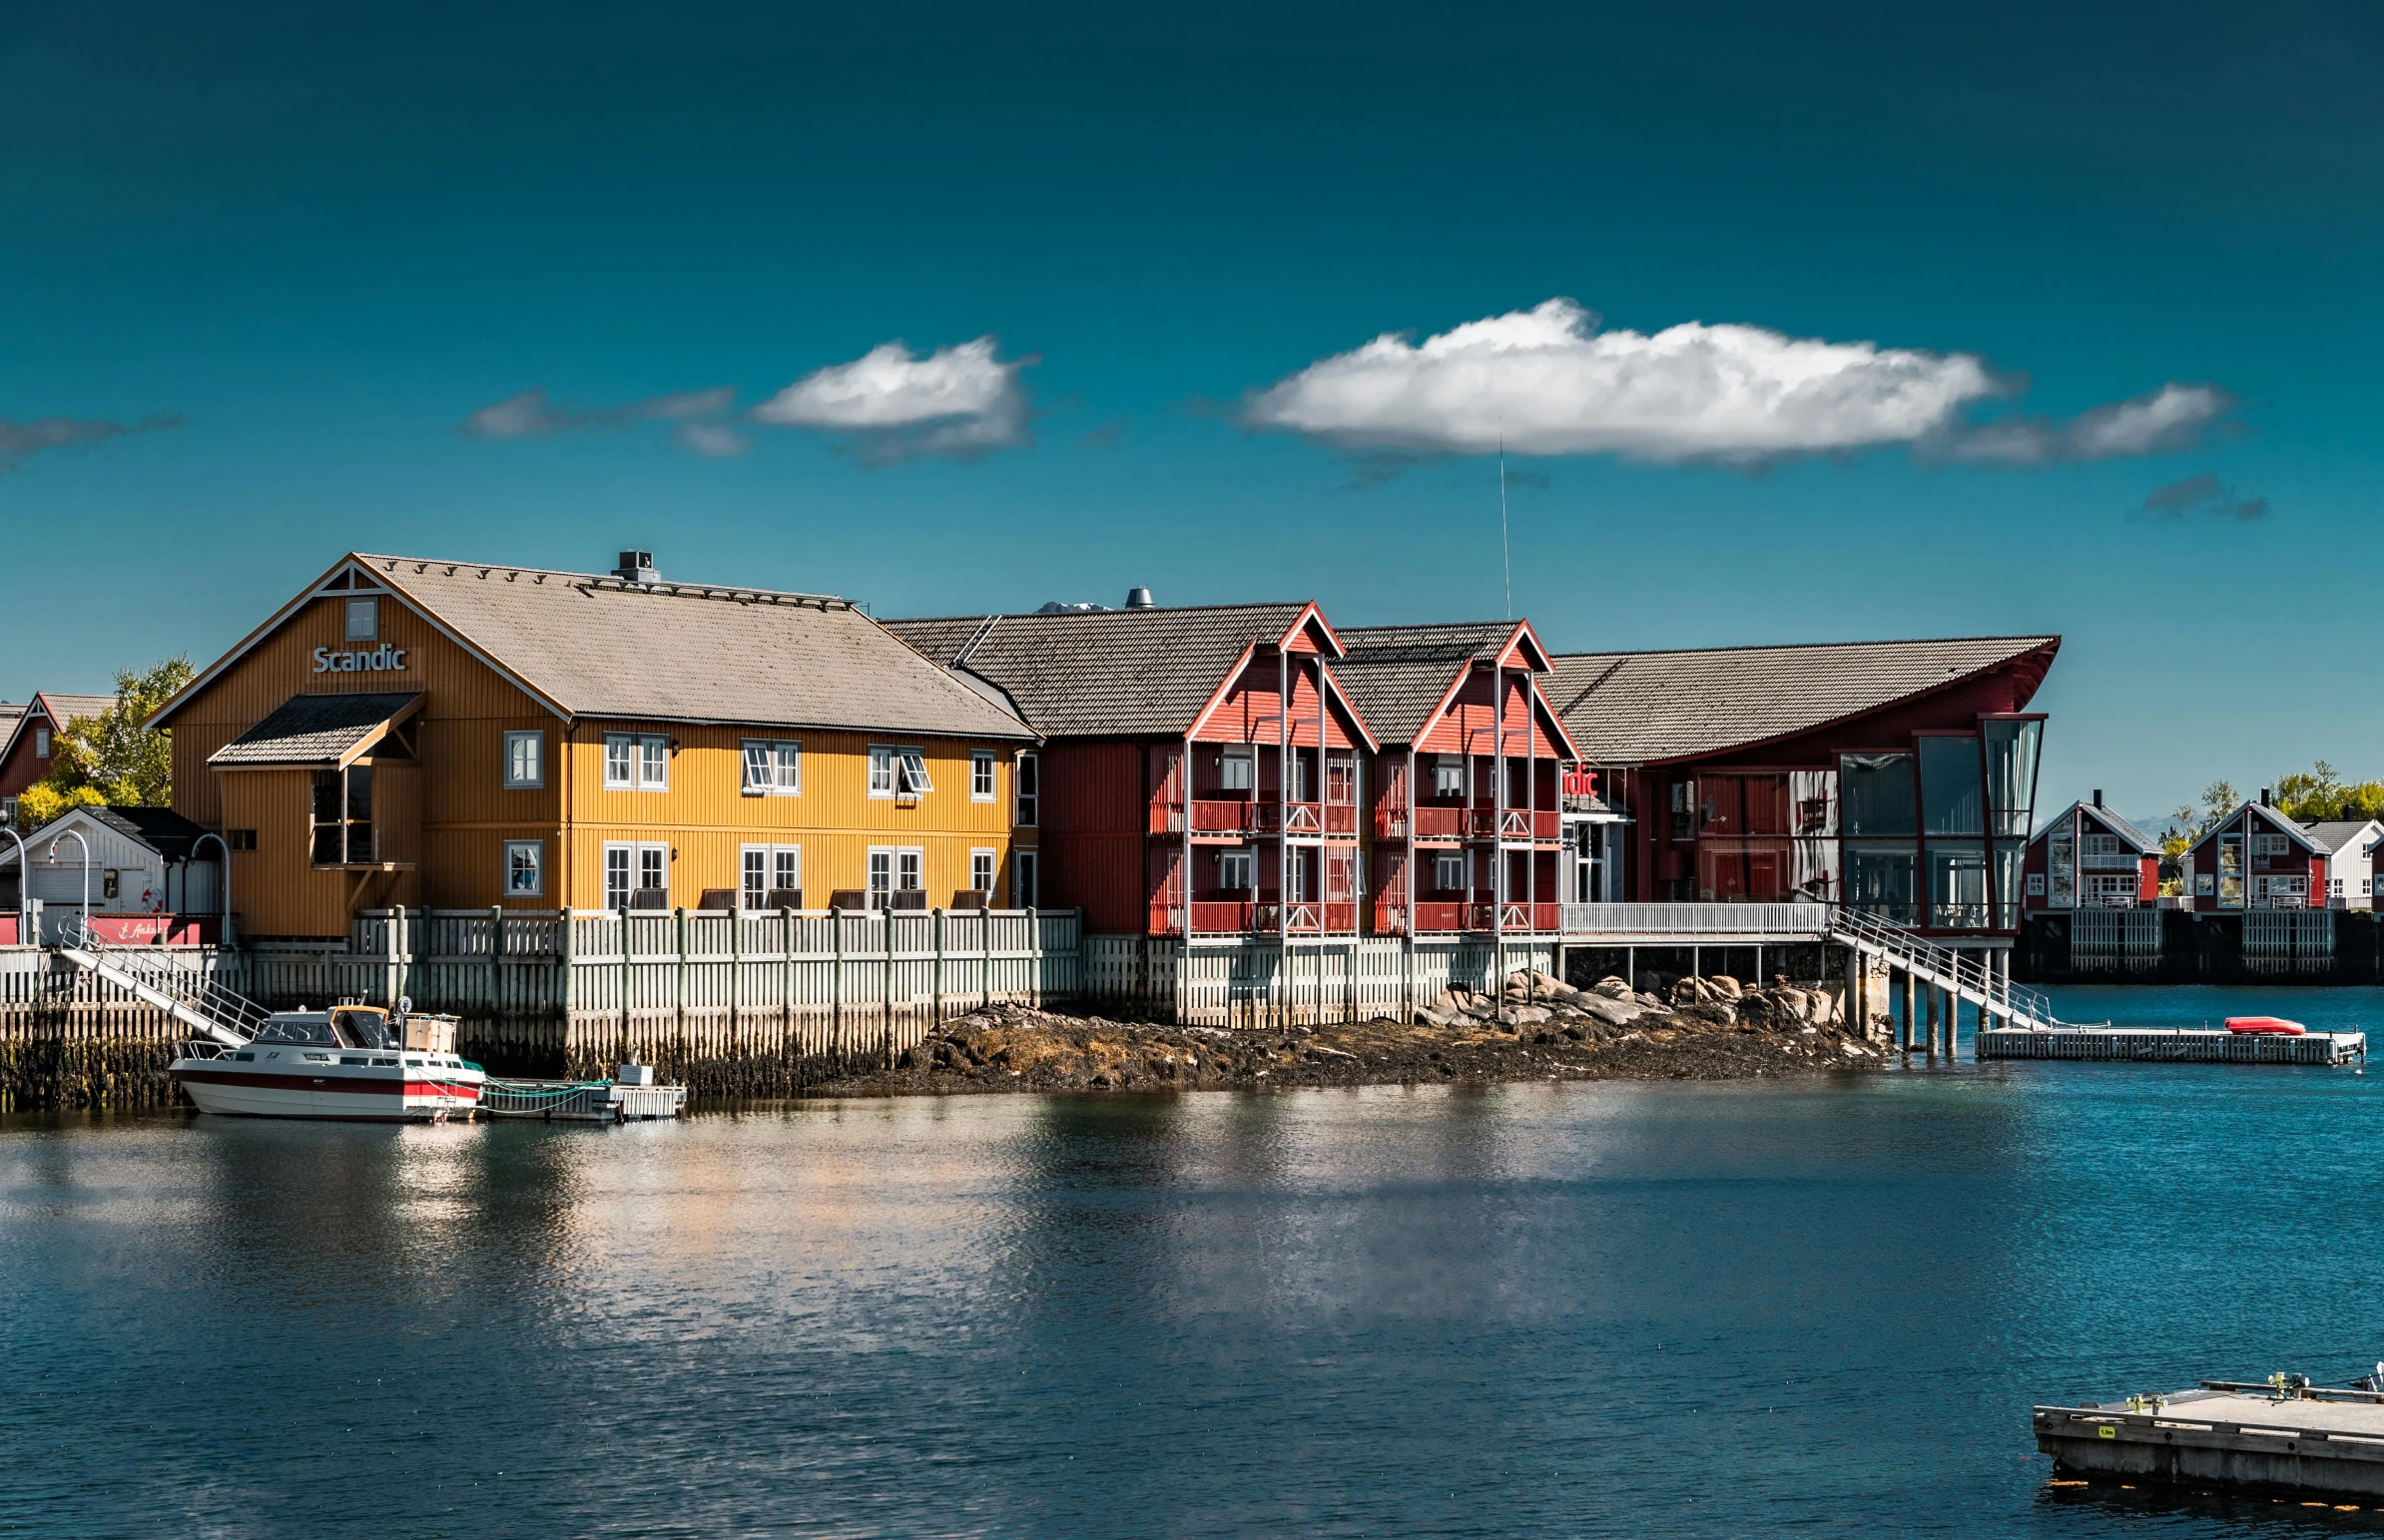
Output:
169,1003,484,1122
2224,1015,2308,1036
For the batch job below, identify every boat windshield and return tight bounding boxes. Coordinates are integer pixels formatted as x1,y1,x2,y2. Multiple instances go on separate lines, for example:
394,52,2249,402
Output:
252,1018,339,1047
332,1010,391,1050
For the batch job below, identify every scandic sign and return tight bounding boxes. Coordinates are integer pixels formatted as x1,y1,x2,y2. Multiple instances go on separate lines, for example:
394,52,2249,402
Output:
312,646,408,674
1561,769,1600,796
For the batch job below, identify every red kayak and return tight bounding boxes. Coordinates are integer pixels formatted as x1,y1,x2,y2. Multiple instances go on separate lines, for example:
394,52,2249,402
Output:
2225,1016,2308,1036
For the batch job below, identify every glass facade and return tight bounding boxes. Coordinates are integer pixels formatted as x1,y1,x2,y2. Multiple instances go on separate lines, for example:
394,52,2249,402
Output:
1984,719,2042,837
1847,840,1918,923
1927,840,1991,928
1841,754,1915,836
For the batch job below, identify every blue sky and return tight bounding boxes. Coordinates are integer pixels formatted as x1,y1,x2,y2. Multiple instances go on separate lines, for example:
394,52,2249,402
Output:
3,1,2378,819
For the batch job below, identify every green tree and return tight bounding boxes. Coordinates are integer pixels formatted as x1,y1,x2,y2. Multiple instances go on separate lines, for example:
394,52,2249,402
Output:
11,656,194,831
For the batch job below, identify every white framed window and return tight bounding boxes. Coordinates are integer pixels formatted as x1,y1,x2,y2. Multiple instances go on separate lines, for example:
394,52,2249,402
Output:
897,749,931,795
971,753,996,801
1220,748,1255,791
1434,852,1468,891
741,844,803,908
503,730,544,789
603,840,669,908
1014,847,1038,907
867,845,925,904
2026,872,2046,896
603,733,669,790
1433,757,1464,797
345,595,378,642
1220,848,1254,890
742,739,802,796
970,848,996,893
2252,832,2291,857
33,726,50,759
2083,831,2120,857
1015,752,1039,827
869,747,896,797
503,839,543,896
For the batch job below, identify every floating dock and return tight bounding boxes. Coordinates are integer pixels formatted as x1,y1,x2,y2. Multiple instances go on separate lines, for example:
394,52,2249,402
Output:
2038,1380,2384,1499
1980,1027,2365,1064
478,1077,688,1122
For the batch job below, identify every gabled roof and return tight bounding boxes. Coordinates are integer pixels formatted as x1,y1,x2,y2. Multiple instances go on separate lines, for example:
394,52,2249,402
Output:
210,692,423,769
2302,819,2382,855
2186,802,2324,855
0,691,115,763
885,603,1326,738
1544,635,2060,765
0,803,216,864
1334,620,1577,755
2035,801,2162,854
154,554,1034,743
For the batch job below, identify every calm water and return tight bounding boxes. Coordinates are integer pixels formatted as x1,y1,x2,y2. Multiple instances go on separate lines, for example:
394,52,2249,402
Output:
8,990,2384,1539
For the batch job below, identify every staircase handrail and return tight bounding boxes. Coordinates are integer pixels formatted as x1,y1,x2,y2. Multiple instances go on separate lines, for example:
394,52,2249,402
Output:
1826,907,2062,1030
59,916,275,1044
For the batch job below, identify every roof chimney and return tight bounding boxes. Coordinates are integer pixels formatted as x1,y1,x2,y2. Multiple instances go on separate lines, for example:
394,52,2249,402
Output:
2260,787,2273,807
1124,586,1155,610
2091,788,2102,808
614,550,658,585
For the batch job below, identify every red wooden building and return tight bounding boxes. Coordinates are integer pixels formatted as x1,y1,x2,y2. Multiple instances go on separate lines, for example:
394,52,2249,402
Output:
0,691,116,829
1542,635,2059,937
2178,797,2379,911
2021,792,2160,910
1332,621,1578,936
887,603,1380,939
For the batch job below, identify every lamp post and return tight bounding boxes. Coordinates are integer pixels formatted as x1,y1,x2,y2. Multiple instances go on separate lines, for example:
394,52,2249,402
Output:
48,827,92,946
189,831,232,946
3,827,26,945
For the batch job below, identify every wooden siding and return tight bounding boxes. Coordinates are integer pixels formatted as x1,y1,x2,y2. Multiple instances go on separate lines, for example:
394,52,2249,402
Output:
1034,740,1147,933
219,768,417,937
560,723,1024,912
1414,669,1560,758
1196,653,1361,749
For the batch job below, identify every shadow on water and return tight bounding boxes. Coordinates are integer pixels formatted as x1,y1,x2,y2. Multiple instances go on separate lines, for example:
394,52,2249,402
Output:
2040,1474,2384,1535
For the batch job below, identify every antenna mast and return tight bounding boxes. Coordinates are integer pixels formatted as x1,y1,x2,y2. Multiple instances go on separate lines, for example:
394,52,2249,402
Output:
1497,431,1512,621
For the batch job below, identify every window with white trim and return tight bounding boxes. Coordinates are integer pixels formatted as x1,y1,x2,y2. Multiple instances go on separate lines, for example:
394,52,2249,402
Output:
869,747,895,797
969,848,996,894
2082,831,2120,857
741,844,803,908
603,840,669,908
504,731,544,789
1219,849,1254,890
33,727,50,760
2252,832,2291,857
897,749,931,795
1015,752,1038,827
743,739,802,795
867,845,924,904
503,839,543,896
971,753,996,800
345,595,378,642
602,733,668,790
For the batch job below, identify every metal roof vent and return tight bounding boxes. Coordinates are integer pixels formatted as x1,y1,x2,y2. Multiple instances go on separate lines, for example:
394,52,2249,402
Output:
1124,587,1155,610
614,550,658,585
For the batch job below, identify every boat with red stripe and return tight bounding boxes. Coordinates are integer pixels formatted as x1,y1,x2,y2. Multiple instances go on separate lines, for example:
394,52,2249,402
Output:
170,1003,483,1122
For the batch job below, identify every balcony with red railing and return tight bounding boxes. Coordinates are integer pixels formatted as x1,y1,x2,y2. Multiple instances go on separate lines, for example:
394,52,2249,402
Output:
1408,805,1560,842
1149,798,1363,839
1408,900,1559,934
1166,899,1363,935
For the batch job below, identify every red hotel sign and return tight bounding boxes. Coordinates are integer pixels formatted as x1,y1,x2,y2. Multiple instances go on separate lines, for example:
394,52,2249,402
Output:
1561,768,1600,797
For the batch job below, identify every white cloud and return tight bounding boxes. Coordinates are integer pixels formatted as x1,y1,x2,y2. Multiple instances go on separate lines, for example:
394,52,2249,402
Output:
753,337,1031,462
1939,383,2235,466
0,410,181,472
462,386,736,440
1246,298,2232,467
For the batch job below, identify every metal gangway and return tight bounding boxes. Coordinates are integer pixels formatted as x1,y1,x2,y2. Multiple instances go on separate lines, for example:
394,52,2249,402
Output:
55,917,268,1047
1826,907,2062,1032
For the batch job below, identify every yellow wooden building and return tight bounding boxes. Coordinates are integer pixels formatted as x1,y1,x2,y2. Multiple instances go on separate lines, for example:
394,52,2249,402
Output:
151,551,1040,939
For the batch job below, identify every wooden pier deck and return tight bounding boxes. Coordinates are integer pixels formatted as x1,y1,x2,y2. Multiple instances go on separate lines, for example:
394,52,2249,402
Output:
2038,1385,2384,1498
1980,1027,2365,1064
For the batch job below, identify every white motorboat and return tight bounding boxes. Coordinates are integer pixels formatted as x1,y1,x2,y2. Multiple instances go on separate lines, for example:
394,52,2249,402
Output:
169,1003,483,1122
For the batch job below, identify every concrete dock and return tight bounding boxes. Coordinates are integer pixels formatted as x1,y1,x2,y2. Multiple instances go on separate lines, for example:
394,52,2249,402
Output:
1981,1027,2365,1064
2038,1382,2384,1498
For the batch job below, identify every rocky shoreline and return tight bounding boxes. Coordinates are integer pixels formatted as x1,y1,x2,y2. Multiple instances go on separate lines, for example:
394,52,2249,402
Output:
801,970,1885,1097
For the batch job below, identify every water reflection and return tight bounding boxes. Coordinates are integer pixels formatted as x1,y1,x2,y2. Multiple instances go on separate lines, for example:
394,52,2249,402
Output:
5,1064,2383,1538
